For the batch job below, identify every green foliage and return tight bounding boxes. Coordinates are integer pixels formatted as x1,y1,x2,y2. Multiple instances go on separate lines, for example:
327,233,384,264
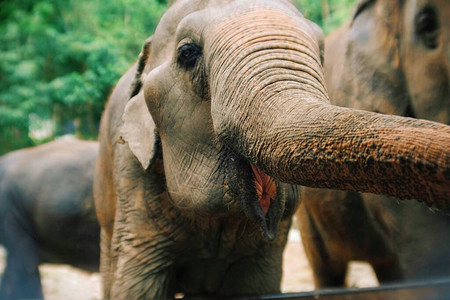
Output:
0,0,355,155
293,0,358,34
0,0,167,154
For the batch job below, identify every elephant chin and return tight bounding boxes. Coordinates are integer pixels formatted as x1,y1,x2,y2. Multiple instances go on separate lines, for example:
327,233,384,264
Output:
248,165,284,241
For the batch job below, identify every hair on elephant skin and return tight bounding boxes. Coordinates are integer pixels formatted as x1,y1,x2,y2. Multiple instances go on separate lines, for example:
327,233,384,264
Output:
298,0,450,289
0,140,100,300
94,0,450,298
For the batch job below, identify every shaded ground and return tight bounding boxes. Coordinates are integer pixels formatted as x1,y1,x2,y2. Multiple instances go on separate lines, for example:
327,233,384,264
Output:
0,228,378,299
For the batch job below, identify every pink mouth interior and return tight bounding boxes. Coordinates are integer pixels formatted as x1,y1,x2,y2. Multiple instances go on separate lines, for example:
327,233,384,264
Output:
251,164,276,215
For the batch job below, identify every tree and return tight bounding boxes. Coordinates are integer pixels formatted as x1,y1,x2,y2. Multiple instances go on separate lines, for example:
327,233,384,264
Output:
293,0,358,34
0,0,167,154
0,0,355,155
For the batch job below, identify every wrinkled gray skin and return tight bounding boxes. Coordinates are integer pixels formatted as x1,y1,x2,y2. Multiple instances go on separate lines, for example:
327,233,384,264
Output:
94,0,450,298
299,0,450,288
0,140,99,300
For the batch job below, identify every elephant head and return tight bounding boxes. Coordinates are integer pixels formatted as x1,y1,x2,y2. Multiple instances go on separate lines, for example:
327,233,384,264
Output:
121,0,450,215
325,0,449,124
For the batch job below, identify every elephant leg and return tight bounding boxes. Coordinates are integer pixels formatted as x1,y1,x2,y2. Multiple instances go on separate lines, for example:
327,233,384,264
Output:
361,195,405,284
297,203,347,288
1,211,43,300
371,258,404,284
309,257,347,288
219,246,285,295
104,222,173,299
108,253,172,299
303,236,347,287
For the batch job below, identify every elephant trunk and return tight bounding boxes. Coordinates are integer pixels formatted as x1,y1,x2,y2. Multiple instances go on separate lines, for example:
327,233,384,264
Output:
209,7,450,210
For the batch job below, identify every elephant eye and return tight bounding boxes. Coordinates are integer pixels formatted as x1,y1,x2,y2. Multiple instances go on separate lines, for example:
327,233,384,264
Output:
177,42,202,70
415,6,440,49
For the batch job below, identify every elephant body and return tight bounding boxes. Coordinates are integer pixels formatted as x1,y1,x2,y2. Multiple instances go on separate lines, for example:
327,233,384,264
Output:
95,55,298,298
298,0,450,287
94,0,450,298
0,139,100,300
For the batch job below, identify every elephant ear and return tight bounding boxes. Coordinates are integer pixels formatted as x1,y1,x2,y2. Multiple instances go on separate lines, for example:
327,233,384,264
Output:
121,91,156,170
130,36,152,99
120,37,156,170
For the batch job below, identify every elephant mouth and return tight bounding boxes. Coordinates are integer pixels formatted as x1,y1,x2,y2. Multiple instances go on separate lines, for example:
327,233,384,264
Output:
219,150,284,241
248,164,283,241
251,164,276,215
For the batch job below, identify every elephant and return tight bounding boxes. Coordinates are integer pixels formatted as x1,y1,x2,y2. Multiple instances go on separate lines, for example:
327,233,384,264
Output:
298,0,450,288
94,0,450,298
0,139,100,300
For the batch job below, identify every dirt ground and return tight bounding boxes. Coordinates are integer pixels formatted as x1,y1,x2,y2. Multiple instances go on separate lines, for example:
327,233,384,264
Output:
0,226,378,299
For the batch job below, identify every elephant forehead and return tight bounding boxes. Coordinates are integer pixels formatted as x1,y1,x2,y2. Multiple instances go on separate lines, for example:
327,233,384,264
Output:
208,3,300,37
205,6,317,67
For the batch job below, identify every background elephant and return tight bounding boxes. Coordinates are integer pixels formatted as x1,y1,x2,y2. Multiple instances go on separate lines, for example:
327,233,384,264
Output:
0,139,99,300
94,0,450,298
298,0,450,288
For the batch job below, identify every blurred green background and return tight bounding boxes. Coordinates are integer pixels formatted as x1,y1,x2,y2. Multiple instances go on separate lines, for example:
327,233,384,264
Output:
0,0,357,155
